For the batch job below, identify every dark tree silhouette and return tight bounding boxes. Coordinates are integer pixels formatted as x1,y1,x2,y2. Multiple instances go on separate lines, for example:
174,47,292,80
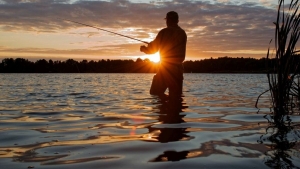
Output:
1,56,298,73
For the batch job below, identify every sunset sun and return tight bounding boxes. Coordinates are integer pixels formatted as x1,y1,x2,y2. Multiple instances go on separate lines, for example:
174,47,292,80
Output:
148,52,160,63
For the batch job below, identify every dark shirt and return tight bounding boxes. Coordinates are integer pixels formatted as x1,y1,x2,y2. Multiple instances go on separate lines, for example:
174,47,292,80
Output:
143,25,187,65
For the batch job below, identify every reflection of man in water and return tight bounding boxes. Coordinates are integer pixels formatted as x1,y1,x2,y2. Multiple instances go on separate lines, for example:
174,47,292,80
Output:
140,11,187,99
148,93,192,162
148,92,189,143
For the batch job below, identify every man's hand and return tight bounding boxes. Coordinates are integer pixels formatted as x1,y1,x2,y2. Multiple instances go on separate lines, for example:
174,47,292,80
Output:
140,45,147,52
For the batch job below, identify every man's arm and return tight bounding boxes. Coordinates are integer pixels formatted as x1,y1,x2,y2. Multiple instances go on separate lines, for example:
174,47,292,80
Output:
140,30,163,54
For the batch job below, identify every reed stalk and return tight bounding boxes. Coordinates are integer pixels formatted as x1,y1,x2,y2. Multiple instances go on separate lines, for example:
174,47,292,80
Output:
257,0,300,125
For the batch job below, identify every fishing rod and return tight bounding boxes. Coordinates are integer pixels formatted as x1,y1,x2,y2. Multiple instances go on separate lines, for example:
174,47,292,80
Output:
58,18,149,44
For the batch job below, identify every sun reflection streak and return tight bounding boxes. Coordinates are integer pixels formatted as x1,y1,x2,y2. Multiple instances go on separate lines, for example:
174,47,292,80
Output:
130,126,136,136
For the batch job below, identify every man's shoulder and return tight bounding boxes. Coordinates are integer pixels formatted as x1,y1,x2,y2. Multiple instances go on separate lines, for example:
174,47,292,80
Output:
160,26,186,33
157,26,186,39
159,27,169,33
157,28,169,37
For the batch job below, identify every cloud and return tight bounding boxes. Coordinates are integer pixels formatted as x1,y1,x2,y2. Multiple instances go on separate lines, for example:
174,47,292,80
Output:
0,43,143,60
0,0,280,59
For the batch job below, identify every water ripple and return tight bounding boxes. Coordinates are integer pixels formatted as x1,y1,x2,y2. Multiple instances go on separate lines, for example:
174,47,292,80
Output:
0,73,299,169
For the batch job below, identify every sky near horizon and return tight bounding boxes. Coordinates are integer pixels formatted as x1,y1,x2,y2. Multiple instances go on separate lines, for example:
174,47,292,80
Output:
0,0,288,62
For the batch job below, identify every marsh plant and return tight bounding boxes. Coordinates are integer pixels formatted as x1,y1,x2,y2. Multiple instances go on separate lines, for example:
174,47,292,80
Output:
257,0,300,126
256,2,300,168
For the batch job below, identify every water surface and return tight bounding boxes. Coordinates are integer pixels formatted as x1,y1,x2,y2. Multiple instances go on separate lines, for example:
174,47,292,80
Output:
0,73,299,169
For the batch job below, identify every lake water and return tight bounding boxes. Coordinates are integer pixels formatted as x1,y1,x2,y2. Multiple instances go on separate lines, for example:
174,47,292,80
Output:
0,73,299,169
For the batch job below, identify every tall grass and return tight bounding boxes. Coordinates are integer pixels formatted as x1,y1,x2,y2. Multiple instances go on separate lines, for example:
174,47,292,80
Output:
256,2,300,166
257,0,300,125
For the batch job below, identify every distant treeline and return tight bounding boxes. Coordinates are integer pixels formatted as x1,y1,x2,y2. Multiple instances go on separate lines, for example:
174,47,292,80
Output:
0,56,299,73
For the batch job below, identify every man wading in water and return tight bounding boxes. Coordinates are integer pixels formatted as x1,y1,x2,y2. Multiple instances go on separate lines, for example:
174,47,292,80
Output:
140,11,187,101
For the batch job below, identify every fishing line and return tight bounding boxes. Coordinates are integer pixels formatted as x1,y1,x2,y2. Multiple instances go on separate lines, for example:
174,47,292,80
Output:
58,18,149,44
58,18,149,88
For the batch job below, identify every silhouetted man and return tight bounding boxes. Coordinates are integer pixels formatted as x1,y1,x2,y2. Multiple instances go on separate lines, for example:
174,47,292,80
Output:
140,11,187,99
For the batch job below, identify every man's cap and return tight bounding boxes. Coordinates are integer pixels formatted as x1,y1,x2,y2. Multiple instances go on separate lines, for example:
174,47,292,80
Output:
165,11,179,20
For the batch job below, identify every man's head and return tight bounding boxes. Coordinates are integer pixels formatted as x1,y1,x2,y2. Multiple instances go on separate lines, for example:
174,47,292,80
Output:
165,11,179,26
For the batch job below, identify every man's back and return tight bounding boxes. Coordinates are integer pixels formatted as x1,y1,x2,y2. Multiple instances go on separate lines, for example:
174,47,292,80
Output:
158,26,187,64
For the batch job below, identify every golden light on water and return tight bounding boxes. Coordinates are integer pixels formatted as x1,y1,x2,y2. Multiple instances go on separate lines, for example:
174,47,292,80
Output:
130,126,136,136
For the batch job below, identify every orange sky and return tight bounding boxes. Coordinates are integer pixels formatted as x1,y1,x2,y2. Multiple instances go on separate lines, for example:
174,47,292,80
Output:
0,0,282,62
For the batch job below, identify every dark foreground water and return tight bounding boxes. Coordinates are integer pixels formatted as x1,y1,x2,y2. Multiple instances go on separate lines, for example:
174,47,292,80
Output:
0,73,299,169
